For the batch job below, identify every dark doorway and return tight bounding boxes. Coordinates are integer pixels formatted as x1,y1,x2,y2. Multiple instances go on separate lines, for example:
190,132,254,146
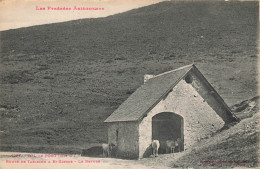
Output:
152,112,184,154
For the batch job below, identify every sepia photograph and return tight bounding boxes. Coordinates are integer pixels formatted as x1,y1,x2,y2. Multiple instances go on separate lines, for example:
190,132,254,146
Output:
0,0,259,168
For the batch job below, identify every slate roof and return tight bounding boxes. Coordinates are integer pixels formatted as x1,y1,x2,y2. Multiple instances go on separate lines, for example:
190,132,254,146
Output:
104,64,194,122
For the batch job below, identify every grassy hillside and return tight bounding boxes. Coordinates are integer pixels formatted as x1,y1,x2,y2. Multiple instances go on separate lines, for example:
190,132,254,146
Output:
173,111,259,167
0,1,258,152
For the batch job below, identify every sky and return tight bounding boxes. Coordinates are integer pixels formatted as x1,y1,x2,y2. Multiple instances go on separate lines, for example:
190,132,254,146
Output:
0,0,257,31
0,0,166,31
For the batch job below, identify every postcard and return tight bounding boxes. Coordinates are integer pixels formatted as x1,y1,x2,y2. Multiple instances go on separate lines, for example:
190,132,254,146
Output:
0,0,259,168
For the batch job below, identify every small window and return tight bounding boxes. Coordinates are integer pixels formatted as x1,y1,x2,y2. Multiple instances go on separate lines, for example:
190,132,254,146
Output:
185,75,193,84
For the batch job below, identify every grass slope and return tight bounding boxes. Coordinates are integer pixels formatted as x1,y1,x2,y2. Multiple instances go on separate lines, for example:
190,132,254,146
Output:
0,1,258,152
172,111,259,168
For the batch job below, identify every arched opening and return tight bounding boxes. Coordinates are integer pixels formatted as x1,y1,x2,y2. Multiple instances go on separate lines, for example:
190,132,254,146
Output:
152,112,184,154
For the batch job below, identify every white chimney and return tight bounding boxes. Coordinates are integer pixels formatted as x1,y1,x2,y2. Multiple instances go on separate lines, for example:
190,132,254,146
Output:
144,74,155,84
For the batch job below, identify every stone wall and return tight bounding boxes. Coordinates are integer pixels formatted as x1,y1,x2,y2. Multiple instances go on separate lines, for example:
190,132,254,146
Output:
189,70,237,123
138,75,225,158
107,121,139,159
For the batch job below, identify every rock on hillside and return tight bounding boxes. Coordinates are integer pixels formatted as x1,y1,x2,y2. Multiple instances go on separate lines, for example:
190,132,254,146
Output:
231,96,259,120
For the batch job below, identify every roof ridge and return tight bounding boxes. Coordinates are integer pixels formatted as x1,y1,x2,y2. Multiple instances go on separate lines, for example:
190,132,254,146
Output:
152,64,194,78
137,65,193,121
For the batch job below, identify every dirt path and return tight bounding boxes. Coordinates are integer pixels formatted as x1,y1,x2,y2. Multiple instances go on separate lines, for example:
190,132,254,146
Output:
0,152,175,169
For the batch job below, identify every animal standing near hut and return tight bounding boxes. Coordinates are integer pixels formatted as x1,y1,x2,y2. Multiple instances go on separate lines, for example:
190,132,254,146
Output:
166,138,182,154
152,140,160,157
102,143,115,157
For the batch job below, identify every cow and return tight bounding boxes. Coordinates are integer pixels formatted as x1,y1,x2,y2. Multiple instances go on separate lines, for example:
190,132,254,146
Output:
102,143,115,157
175,138,182,152
151,140,160,157
166,140,176,154
166,138,182,154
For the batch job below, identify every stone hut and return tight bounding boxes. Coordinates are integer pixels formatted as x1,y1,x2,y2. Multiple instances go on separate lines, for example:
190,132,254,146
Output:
104,64,238,159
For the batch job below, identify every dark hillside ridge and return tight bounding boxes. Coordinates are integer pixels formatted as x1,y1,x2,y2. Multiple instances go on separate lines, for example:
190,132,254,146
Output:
0,1,258,152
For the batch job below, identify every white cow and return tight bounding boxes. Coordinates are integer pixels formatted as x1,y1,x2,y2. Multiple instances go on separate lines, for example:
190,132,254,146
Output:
152,140,160,157
102,143,115,157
